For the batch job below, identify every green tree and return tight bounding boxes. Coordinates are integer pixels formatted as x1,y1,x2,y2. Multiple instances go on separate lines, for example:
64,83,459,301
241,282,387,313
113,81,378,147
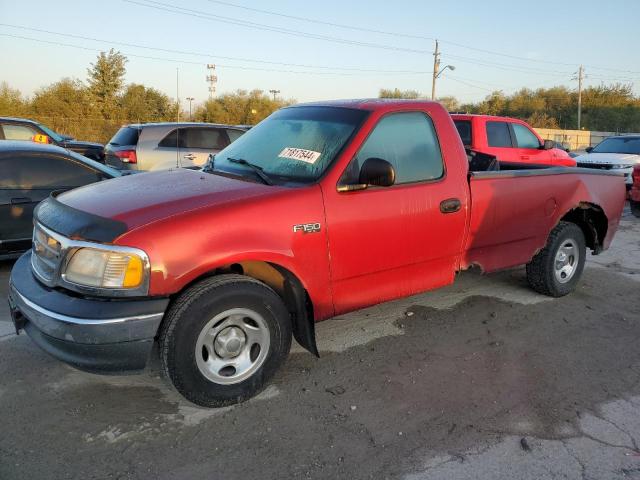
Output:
0,82,28,116
30,78,96,139
437,96,460,112
87,49,127,119
120,84,177,123
378,88,422,99
195,89,292,125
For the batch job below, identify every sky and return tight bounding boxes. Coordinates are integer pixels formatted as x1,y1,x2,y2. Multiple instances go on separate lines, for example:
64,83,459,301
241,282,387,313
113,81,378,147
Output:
1,0,639,111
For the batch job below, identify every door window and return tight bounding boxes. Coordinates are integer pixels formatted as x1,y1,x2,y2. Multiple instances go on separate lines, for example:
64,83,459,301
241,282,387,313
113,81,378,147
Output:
158,129,186,148
186,128,228,149
2,124,38,141
344,112,444,185
486,122,512,147
226,129,245,143
512,123,541,149
454,120,472,146
0,154,99,189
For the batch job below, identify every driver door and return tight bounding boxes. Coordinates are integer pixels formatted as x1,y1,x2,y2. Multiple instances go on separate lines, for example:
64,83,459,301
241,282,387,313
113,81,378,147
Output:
322,111,468,315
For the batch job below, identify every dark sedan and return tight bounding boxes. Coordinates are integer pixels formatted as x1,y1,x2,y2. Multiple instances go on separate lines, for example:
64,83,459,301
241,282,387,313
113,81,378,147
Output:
0,117,104,162
0,142,122,259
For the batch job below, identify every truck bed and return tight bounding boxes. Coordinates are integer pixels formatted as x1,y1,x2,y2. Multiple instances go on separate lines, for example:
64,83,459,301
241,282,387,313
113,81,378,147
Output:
462,165,626,273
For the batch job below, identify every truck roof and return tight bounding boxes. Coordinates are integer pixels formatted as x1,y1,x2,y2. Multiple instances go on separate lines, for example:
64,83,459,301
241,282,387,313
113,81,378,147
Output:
450,113,524,123
291,98,442,113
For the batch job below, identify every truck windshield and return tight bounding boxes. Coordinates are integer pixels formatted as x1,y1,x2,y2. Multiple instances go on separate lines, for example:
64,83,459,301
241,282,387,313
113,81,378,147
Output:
210,106,368,183
592,137,640,155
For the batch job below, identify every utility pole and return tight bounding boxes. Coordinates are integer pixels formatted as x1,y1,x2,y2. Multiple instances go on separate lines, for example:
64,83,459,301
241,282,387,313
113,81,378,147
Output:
206,64,218,99
186,97,195,121
431,40,440,101
269,89,280,101
576,65,585,130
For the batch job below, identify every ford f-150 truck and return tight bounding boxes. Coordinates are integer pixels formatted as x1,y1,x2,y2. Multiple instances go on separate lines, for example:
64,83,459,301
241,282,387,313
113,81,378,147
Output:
452,114,576,167
8,100,625,407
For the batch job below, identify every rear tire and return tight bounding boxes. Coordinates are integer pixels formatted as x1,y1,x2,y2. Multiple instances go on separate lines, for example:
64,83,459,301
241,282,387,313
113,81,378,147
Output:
526,221,586,297
159,274,292,407
632,201,640,218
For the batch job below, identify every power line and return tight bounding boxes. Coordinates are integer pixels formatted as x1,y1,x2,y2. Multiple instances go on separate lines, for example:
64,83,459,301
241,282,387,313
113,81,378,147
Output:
123,0,431,54
203,0,435,41
0,32,435,76
0,23,432,74
123,0,640,82
196,0,640,75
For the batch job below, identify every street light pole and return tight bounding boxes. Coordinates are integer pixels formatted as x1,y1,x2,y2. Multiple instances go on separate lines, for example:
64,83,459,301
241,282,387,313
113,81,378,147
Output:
431,40,455,101
186,97,195,121
431,40,440,101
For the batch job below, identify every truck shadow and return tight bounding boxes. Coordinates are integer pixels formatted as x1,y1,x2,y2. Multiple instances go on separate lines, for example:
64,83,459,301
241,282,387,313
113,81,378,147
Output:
1,267,639,479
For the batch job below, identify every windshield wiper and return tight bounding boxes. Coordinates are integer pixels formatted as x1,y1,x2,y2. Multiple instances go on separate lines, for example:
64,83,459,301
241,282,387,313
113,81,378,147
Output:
227,157,273,185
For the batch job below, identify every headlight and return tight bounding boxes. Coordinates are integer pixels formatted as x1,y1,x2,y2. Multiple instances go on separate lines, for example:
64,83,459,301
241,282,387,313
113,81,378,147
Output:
63,247,148,294
615,164,634,169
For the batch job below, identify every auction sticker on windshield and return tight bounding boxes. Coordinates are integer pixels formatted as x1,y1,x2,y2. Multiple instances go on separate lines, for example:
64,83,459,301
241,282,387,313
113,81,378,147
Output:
278,147,321,164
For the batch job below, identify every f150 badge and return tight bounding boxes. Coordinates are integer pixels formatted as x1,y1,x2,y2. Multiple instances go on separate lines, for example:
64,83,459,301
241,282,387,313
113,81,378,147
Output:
293,223,321,234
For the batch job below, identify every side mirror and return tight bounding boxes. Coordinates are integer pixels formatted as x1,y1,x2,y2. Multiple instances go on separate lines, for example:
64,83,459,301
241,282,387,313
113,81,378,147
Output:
542,140,555,150
337,158,396,192
585,146,594,153
359,158,396,187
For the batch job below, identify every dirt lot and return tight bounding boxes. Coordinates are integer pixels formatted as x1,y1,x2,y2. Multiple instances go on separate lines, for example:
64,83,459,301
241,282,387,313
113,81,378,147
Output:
1,208,639,480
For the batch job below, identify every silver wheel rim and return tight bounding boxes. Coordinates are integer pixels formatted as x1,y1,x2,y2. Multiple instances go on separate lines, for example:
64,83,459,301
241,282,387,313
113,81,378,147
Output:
195,308,270,385
554,239,579,284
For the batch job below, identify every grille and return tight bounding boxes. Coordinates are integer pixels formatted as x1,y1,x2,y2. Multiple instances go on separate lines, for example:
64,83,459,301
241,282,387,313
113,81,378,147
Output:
577,162,615,170
31,224,63,284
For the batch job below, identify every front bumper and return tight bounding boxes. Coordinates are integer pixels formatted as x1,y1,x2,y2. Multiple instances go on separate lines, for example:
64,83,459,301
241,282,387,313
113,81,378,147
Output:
8,252,169,374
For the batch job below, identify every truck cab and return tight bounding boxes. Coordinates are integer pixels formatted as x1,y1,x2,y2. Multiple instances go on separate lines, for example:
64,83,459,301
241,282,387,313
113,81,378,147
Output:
451,114,576,167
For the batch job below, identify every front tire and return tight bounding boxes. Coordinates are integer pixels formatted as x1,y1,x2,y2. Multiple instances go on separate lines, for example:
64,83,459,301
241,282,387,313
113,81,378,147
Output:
159,274,292,407
526,221,586,297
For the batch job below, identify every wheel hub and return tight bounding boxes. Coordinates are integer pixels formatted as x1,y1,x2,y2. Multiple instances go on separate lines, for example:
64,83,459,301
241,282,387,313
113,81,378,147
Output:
195,308,271,385
214,326,246,358
554,239,579,284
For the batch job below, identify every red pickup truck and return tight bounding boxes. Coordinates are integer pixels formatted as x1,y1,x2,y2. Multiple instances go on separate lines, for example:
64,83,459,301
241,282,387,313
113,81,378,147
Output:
9,100,625,407
632,164,640,217
452,114,576,167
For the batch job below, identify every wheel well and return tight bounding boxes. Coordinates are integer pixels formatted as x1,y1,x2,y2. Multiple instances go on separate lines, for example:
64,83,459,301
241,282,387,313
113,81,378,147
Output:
560,202,608,254
196,261,318,357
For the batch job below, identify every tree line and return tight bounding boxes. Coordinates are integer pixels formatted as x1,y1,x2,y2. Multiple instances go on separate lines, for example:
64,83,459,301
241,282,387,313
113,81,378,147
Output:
379,85,640,132
0,49,291,143
1,49,639,144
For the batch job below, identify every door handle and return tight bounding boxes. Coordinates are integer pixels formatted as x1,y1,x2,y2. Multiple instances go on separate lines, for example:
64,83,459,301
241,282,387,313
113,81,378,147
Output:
10,197,32,205
440,198,461,214
183,154,196,160
521,155,530,160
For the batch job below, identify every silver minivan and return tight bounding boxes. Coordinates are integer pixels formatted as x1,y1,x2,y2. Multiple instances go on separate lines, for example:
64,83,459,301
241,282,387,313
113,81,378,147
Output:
104,122,248,171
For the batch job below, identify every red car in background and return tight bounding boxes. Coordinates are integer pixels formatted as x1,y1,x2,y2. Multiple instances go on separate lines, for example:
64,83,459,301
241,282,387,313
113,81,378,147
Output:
452,114,576,167
631,164,640,217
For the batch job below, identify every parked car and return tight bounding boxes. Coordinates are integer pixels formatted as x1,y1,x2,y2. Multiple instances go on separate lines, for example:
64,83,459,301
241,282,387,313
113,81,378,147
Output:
0,141,122,259
451,114,576,167
574,135,640,190
0,117,104,162
631,164,640,218
9,100,625,407
104,122,248,171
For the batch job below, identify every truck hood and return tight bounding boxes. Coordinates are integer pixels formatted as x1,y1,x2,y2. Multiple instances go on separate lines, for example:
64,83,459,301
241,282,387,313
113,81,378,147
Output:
57,169,280,232
574,152,640,165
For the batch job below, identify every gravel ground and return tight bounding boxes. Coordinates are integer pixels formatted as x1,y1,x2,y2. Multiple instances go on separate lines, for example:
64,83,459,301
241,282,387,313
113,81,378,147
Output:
0,207,639,480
